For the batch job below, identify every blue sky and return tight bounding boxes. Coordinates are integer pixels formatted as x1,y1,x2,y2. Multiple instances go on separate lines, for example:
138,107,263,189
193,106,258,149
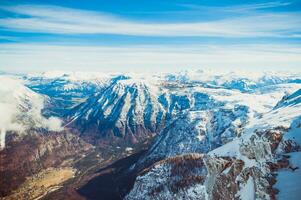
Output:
0,0,301,72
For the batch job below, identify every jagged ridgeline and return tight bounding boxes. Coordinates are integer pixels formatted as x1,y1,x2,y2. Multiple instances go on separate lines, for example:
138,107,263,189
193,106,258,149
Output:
24,71,301,146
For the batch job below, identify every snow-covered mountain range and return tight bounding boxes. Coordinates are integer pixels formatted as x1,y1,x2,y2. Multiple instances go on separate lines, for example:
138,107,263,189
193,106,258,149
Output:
24,70,301,143
0,70,300,200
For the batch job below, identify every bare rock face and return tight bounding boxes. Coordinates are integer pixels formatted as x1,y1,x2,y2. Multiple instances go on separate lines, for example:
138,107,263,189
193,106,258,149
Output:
204,155,276,200
203,156,242,200
239,128,285,161
0,131,93,197
204,128,298,200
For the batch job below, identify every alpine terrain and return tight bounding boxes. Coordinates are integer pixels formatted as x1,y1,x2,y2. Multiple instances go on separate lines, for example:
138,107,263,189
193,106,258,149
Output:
0,70,300,200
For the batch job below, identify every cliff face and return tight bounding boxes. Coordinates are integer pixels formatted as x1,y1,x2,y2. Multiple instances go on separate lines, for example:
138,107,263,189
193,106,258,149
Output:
204,129,288,200
0,131,92,197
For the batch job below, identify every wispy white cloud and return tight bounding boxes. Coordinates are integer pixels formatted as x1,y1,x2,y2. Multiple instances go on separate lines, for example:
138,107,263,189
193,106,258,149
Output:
0,3,300,72
224,1,291,11
180,1,292,12
0,43,301,72
0,4,300,37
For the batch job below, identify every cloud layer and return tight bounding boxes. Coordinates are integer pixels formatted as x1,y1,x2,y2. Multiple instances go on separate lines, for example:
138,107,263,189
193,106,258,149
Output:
1,43,301,72
0,76,62,149
0,4,300,37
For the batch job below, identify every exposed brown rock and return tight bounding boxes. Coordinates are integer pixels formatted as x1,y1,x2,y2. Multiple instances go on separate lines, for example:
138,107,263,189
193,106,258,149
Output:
210,159,244,200
282,139,301,153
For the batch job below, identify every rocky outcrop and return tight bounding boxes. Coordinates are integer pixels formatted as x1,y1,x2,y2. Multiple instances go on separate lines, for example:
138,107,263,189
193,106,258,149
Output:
127,127,298,200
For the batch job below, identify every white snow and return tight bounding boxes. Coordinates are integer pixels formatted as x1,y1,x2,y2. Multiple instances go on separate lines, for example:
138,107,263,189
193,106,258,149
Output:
125,147,133,152
186,184,209,200
275,122,301,200
283,122,301,146
237,177,255,200
275,152,301,200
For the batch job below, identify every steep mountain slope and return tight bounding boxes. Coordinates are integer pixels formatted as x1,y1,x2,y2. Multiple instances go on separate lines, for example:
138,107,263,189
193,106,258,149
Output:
134,104,250,170
126,88,301,200
66,76,166,143
25,73,194,145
